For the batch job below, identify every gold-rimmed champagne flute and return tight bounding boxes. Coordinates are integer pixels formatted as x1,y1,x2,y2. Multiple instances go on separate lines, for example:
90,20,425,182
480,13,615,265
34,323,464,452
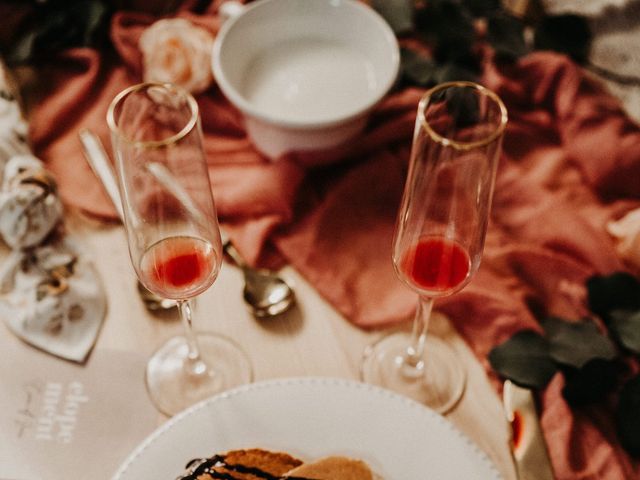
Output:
362,81,507,413
107,82,252,416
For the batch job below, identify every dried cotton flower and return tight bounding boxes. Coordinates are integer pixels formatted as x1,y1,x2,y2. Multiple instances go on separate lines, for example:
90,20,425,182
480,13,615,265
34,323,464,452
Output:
139,18,215,94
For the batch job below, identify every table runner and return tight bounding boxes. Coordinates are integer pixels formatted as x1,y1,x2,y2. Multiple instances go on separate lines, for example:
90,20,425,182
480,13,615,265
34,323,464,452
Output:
24,3,640,478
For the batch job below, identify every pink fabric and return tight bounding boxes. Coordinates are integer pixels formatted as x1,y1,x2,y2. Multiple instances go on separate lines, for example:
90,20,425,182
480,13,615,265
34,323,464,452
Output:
26,5,640,478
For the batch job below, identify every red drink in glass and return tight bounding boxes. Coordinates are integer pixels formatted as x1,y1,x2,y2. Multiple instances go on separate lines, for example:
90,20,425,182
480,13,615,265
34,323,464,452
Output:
361,81,506,413
140,236,216,300
401,236,470,294
108,82,252,416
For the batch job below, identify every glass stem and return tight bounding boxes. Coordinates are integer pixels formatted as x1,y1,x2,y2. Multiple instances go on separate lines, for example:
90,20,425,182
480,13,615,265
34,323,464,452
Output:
177,299,208,377
405,296,434,371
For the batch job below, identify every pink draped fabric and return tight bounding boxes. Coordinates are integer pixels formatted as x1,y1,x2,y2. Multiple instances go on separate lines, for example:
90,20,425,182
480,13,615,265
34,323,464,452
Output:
26,4,640,478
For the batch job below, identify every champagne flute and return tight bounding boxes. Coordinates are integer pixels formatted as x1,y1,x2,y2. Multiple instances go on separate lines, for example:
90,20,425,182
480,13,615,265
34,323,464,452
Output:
362,81,507,413
107,82,252,416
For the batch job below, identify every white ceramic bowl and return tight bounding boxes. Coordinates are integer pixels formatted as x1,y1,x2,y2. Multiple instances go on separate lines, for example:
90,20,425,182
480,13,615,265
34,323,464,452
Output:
212,0,400,160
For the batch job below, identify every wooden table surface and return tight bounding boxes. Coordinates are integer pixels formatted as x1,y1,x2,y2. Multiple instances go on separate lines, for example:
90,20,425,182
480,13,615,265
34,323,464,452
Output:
39,210,519,479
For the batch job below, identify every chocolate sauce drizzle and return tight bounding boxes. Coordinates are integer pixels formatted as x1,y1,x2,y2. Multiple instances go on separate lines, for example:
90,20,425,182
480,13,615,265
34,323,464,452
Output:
176,455,312,480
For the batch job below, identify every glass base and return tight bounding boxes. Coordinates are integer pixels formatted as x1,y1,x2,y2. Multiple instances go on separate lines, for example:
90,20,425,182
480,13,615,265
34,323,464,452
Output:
361,332,466,414
145,332,253,417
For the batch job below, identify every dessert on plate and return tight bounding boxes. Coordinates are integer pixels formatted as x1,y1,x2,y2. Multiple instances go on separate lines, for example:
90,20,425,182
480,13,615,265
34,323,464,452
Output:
177,448,377,480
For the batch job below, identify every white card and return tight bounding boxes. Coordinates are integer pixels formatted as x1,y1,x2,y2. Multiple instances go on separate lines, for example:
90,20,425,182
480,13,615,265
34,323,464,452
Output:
0,343,158,479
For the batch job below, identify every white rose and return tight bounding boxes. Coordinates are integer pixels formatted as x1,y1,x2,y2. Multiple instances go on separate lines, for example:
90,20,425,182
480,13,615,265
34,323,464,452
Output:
139,18,214,94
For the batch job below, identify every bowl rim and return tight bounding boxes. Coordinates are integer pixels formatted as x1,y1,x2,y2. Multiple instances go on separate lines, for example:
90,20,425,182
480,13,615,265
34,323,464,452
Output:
211,0,400,130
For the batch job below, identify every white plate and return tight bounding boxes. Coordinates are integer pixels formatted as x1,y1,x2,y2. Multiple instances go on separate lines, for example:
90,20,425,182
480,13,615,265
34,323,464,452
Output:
112,377,503,479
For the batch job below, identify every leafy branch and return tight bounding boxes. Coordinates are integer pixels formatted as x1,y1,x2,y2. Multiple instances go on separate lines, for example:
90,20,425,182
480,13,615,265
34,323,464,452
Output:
372,0,595,89
0,0,113,65
489,272,640,458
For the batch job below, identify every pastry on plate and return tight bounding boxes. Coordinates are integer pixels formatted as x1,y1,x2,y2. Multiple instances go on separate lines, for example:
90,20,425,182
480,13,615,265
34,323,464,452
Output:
178,448,302,479
178,448,377,479
285,455,375,480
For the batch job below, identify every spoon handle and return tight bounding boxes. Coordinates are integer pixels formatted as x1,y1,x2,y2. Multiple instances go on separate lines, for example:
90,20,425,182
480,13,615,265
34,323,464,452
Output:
222,236,247,269
78,128,124,220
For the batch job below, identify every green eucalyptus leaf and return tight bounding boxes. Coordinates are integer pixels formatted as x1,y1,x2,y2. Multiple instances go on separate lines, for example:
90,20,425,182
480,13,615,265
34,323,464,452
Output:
6,0,111,65
78,0,110,46
35,9,79,48
400,48,436,87
533,14,592,64
540,316,618,368
432,62,479,84
609,310,640,354
616,374,640,458
487,12,528,62
371,0,414,35
462,0,502,18
587,272,640,321
433,39,478,70
7,30,39,64
415,0,475,49
430,79,481,129
488,330,557,389
399,48,479,92
561,358,622,407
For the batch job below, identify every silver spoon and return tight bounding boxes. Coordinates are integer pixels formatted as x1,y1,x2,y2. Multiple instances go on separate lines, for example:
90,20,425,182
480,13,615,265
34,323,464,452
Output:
136,281,178,311
79,129,295,317
221,236,295,317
